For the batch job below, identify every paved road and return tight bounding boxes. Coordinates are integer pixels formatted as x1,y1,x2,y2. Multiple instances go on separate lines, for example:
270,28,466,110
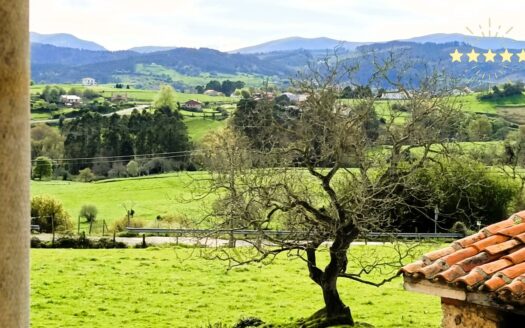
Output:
31,105,150,125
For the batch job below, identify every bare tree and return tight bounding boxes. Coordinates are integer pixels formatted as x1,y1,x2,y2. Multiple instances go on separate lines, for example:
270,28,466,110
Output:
194,57,464,325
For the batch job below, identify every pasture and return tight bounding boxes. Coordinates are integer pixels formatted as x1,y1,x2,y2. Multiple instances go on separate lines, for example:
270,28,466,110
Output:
31,246,441,328
31,172,211,229
30,84,236,103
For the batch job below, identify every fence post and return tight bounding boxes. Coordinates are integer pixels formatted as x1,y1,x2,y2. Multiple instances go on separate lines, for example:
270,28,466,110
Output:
51,214,55,246
77,216,80,235
102,219,105,236
142,234,146,248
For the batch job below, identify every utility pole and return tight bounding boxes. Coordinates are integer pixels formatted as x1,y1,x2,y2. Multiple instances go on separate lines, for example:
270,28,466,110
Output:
434,205,439,234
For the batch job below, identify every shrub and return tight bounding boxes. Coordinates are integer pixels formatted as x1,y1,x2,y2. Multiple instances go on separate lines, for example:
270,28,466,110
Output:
78,167,95,182
397,157,519,232
31,196,72,233
111,216,145,233
79,204,98,223
127,160,139,177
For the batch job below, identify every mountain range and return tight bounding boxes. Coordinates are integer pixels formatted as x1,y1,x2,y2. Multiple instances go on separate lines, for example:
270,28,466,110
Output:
30,32,525,88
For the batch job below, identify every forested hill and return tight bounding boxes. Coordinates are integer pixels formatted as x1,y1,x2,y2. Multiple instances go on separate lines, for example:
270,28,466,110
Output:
31,41,525,88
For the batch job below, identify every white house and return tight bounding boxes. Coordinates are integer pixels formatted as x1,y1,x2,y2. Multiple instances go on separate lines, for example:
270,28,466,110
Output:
59,95,82,106
82,77,96,86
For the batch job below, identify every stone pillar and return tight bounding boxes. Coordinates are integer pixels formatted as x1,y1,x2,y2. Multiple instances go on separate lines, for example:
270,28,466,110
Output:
0,0,30,327
441,298,501,328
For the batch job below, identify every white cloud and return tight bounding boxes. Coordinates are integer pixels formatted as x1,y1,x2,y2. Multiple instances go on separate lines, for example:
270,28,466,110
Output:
29,0,525,51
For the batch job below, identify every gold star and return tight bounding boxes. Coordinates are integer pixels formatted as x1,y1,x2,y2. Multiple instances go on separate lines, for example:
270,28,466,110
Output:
500,49,514,62
450,49,463,62
517,49,525,62
467,49,480,62
483,49,497,62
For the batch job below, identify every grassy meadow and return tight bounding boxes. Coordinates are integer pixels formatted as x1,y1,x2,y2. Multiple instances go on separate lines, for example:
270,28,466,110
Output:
31,246,441,328
31,172,212,229
31,84,236,104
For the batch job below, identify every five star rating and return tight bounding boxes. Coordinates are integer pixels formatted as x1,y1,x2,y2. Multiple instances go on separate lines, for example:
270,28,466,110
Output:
450,48,525,63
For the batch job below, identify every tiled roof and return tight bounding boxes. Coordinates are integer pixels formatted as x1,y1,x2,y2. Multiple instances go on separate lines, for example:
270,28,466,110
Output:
401,211,525,304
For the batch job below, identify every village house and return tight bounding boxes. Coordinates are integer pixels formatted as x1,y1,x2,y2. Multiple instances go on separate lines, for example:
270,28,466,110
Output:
183,99,203,111
82,77,96,86
401,212,525,327
282,92,308,104
59,95,82,107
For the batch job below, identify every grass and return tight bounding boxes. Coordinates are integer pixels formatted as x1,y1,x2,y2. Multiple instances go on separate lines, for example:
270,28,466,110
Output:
135,63,274,88
31,246,441,328
31,172,212,227
30,84,237,104
186,117,227,142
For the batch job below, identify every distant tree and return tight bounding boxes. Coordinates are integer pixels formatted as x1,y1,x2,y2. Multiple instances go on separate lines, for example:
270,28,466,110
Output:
32,156,53,180
205,80,222,92
78,168,95,182
241,90,251,99
127,160,139,177
221,80,246,96
80,204,98,234
31,124,64,159
468,116,493,141
340,85,373,99
195,85,205,94
68,87,83,96
126,84,131,89
83,88,100,99
153,85,177,110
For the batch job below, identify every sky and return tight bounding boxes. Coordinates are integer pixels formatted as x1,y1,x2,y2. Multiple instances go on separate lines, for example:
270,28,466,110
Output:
30,0,525,51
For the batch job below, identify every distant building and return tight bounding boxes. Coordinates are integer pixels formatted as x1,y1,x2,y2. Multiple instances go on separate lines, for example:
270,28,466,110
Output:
111,93,128,102
252,92,275,101
82,77,96,86
282,92,308,103
183,100,203,111
59,95,82,107
380,92,409,100
203,90,224,97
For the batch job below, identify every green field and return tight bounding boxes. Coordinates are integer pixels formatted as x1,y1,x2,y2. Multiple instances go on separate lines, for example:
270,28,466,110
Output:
135,63,273,88
31,247,441,328
31,173,211,228
186,117,227,142
30,84,236,104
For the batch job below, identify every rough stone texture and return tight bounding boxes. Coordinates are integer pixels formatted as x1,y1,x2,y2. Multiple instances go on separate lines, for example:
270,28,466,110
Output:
0,0,30,327
441,298,501,328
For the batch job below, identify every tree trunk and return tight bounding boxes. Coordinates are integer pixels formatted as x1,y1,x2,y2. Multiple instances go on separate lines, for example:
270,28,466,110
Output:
305,244,354,326
321,273,354,325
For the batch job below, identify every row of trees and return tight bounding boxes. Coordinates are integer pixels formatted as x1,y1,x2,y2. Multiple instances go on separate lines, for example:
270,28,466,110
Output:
195,80,246,96
478,82,524,100
31,86,192,178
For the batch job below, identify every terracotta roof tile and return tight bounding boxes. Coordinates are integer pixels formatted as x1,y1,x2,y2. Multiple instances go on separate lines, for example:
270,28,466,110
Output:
471,235,510,251
422,246,456,264
514,232,525,243
502,247,525,264
402,212,525,303
453,231,486,248
485,239,520,255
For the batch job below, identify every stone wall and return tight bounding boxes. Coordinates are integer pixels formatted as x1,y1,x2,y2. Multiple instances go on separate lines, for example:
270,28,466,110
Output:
441,298,502,328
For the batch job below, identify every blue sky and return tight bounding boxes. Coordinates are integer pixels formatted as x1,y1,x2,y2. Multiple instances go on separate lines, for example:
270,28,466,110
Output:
30,0,525,51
